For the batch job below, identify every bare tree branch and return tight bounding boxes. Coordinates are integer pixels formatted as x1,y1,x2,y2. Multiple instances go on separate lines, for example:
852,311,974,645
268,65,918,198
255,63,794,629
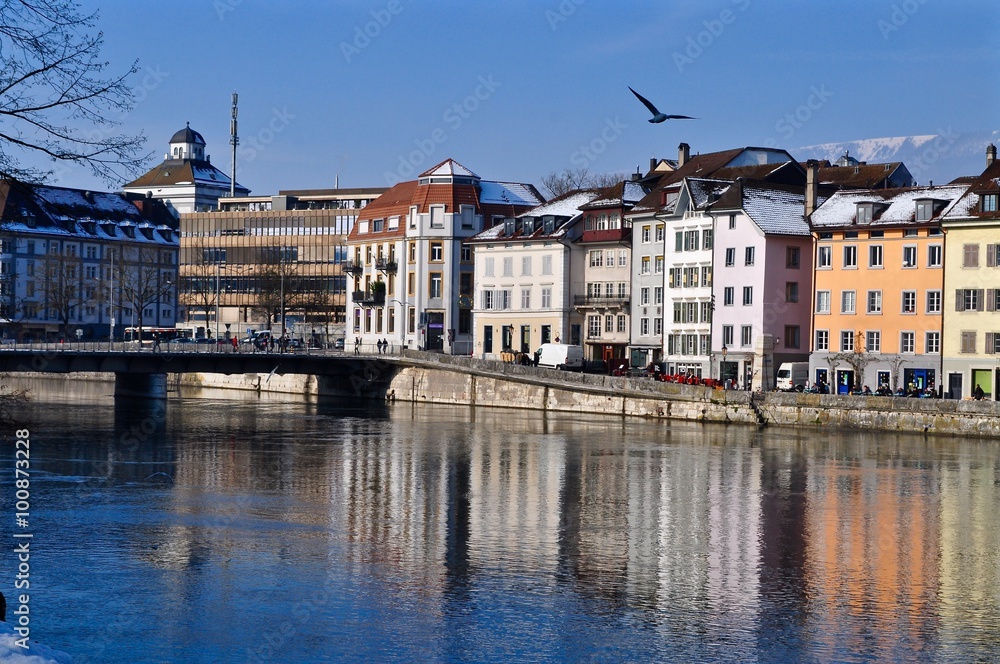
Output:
0,0,149,185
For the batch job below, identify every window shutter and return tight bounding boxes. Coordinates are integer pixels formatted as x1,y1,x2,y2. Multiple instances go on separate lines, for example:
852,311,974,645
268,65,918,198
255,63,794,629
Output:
989,245,997,267
978,289,986,311
956,289,965,312
988,333,995,355
989,290,997,312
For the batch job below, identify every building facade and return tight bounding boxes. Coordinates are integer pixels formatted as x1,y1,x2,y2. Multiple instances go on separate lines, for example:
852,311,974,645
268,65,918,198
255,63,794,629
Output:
179,188,384,343
940,146,1000,399
0,180,178,340
469,189,599,359
808,184,966,394
346,159,542,354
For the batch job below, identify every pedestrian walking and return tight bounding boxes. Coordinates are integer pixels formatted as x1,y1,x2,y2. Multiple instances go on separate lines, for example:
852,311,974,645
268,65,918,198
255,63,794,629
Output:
382,338,389,354
355,336,361,355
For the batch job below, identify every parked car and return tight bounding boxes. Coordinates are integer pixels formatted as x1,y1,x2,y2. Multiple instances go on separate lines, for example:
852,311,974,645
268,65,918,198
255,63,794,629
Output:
168,337,194,345
533,343,584,370
333,338,345,350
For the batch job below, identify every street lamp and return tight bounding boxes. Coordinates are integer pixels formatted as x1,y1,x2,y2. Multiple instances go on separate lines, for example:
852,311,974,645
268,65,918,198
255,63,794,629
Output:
389,298,409,350
721,345,728,384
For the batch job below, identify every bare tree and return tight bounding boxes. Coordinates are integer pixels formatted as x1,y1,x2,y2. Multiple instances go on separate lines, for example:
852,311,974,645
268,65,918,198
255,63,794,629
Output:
0,0,148,184
116,245,172,341
541,168,628,197
39,249,87,338
179,241,220,331
251,257,303,333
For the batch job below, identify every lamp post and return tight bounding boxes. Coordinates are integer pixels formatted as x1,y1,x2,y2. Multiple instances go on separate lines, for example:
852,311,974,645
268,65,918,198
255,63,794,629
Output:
389,298,409,350
721,345,728,385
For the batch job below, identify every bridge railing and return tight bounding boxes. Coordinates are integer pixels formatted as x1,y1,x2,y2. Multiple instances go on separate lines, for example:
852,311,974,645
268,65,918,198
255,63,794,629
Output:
0,339,408,356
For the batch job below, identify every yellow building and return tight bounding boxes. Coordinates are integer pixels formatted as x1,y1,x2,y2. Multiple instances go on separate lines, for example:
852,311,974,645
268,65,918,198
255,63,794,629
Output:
809,184,966,394
940,147,1000,399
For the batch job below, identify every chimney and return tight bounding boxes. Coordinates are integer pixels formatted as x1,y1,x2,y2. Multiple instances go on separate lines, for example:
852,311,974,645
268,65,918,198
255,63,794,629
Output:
805,159,819,217
988,144,997,167
649,157,657,172
678,143,690,167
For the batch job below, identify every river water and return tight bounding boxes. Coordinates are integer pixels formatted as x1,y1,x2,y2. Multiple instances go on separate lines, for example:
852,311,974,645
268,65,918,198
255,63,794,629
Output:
2,378,999,663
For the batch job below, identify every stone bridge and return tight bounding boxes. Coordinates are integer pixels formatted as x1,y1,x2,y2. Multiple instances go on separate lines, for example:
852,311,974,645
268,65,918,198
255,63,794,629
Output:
0,349,402,399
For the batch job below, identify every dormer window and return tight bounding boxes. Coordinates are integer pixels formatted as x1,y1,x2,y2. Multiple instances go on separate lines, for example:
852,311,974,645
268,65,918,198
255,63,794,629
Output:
856,203,873,224
915,200,933,222
543,217,555,233
522,218,534,235
372,218,384,232
982,193,998,213
504,218,516,236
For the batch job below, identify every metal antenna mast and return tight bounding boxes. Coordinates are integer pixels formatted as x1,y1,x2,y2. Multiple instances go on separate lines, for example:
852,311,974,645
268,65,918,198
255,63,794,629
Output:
230,92,239,197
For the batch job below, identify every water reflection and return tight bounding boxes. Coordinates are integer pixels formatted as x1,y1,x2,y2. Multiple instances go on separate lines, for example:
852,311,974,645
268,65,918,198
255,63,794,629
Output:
4,378,1000,662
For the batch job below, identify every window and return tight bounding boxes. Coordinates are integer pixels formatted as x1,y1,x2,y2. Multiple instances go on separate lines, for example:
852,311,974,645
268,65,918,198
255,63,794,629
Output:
606,250,615,266
902,245,917,268
372,218,384,232
701,266,712,286
926,331,940,354
588,315,601,339
641,257,650,274
957,289,983,312
990,288,1000,312
654,286,663,305
869,245,883,268
654,225,664,243
461,246,472,262
640,318,649,335
963,243,980,268
728,214,736,229
642,226,651,243
816,290,831,314
723,287,734,306
725,248,735,266
785,282,799,303
429,272,442,298
841,290,856,314
674,231,682,251
815,330,829,351
589,250,603,267
961,331,977,353
741,325,753,347
900,332,915,353
745,246,755,266
901,290,916,314
722,325,734,347
521,256,532,276
502,257,513,277
867,290,882,314
640,287,649,305
654,256,664,274
618,249,627,267
703,229,713,250
542,255,552,275
926,290,941,314
856,204,872,224
982,193,999,212
430,242,443,261
817,245,831,268
843,245,857,268
786,246,800,268
617,315,626,333
429,205,444,228
483,257,495,278
866,331,880,353
915,201,933,221
684,230,699,251
784,325,800,349
541,288,552,308
521,288,531,309
840,330,854,352
927,244,942,267
700,301,712,324
742,286,753,306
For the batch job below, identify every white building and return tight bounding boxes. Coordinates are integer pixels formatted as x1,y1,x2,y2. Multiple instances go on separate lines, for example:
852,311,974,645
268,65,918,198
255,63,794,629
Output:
123,124,249,218
346,159,542,353
468,189,601,358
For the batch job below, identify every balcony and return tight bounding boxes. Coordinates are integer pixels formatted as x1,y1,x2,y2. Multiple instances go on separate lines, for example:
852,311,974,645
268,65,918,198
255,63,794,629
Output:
343,260,364,275
375,257,398,274
352,290,385,307
573,295,630,309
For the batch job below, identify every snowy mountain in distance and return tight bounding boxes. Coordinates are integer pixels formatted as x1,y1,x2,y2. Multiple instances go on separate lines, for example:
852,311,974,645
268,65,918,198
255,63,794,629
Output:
796,129,1000,185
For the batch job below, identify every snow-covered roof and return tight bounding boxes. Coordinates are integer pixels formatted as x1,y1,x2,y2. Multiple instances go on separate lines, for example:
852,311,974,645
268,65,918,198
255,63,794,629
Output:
518,190,600,218
469,189,596,243
685,178,733,210
420,158,479,179
741,183,813,236
811,184,967,228
479,181,543,207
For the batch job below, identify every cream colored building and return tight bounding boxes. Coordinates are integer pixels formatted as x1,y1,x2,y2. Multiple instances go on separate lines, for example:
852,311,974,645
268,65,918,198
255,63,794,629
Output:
940,146,1000,399
468,190,599,359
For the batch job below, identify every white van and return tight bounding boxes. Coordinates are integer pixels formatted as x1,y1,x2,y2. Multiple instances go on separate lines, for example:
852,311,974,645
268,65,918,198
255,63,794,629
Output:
776,362,809,390
534,343,584,371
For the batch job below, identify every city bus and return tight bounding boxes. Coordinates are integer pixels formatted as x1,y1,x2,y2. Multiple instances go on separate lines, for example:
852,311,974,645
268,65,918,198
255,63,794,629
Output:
123,327,189,344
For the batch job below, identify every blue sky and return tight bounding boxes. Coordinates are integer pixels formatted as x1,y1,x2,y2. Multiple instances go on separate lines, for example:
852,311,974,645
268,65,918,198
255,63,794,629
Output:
39,0,1000,194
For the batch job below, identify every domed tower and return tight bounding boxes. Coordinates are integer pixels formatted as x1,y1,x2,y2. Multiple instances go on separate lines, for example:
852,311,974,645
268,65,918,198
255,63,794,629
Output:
123,123,249,218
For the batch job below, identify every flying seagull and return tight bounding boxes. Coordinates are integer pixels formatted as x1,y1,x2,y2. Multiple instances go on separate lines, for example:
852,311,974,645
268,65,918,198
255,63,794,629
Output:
628,87,697,123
